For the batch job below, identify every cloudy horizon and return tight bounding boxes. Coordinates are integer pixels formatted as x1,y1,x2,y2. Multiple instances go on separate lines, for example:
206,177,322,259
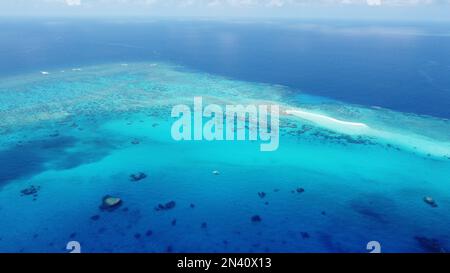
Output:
1,0,450,20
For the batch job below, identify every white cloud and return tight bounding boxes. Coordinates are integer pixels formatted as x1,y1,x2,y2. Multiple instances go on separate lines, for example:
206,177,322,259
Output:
26,0,450,8
366,0,382,5
266,0,285,7
65,0,81,6
1,0,450,18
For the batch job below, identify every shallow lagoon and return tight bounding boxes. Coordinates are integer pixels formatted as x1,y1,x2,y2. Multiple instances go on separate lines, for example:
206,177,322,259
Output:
0,63,449,253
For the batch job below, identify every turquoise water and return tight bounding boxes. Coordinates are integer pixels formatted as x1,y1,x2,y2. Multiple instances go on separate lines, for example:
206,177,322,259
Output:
0,62,449,253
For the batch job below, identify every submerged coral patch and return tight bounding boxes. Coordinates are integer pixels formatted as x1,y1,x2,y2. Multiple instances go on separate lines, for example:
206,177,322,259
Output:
100,195,123,211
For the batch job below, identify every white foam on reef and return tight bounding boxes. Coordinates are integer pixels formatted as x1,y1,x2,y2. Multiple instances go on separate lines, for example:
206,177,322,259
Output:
72,68,82,71
284,106,450,158
40,71,49,75
285,109,369,134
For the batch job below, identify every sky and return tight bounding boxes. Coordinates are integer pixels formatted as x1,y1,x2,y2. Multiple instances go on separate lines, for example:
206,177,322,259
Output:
1,0,450,20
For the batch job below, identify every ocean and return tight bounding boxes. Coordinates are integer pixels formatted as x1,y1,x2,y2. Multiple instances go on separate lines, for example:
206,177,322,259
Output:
0,18,449,253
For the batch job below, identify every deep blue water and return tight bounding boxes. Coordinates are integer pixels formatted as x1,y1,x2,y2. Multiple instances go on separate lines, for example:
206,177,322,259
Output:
0,18,449,118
